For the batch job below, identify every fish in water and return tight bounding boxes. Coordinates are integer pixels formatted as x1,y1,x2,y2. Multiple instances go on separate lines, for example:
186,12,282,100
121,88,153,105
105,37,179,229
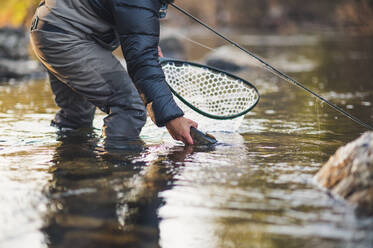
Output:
190,127,217,146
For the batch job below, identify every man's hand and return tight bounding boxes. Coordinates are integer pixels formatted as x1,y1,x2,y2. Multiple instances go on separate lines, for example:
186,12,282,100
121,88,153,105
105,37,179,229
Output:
158,46,164,57
166,117,198,145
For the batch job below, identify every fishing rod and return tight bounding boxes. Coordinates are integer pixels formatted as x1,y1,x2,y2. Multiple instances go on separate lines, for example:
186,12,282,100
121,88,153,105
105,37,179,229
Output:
170,3,373,131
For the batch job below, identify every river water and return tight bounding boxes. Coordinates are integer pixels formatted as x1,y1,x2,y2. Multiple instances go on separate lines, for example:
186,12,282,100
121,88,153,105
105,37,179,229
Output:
0,33,372,248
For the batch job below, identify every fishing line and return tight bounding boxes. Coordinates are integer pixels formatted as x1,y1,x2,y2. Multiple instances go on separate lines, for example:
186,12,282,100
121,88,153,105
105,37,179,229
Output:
170,3,373,131
174,32,216,51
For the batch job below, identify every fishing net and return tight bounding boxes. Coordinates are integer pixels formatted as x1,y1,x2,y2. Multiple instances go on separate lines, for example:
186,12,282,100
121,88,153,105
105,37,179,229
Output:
161,59,260,120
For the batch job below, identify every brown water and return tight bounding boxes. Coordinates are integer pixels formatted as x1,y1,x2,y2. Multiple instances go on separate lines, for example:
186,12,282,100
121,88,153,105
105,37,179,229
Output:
0,34,373,248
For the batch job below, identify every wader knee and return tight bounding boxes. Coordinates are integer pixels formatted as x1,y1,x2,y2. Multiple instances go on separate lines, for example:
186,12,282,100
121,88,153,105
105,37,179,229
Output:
49,72,96,130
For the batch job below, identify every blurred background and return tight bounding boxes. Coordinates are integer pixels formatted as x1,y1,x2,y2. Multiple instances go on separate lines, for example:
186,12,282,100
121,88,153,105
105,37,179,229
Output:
2,0,373,81
1,0,373,33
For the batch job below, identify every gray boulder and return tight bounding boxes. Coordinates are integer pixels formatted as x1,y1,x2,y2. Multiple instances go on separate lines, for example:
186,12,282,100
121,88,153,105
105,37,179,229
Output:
205,58,246,73
203,46,253,73
314,131,373,215
203,44,318,73
0,59,42,81
159,36,186,60
0,28,44,81
0,28,29,60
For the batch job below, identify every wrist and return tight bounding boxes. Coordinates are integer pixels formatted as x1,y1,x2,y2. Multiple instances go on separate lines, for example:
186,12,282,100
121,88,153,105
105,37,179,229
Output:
166,116,182,128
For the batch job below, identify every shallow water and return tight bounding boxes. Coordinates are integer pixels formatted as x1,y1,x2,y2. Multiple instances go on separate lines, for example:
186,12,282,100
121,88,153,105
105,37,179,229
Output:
1,34,373,248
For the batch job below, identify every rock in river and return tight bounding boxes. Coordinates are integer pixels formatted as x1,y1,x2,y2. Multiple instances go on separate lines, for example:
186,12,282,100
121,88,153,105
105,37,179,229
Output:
203,45,253,73
0,27,29,60
314,131,373,215
0,28,44,82
159,36,186,60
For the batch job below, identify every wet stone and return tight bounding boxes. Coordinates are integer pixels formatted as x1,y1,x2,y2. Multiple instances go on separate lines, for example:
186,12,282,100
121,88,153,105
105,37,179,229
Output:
0,28,44,81
205,58,246,73
314,131,373,215
203,45,253,73
0,28,29,60
159,36,186,60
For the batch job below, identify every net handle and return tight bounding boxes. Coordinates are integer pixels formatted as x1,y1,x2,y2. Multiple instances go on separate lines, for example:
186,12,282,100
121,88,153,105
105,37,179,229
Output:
160,57,260,120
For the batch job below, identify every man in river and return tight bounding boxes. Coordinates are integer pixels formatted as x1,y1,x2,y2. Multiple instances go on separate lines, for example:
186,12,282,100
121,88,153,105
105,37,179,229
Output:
30,0,197,148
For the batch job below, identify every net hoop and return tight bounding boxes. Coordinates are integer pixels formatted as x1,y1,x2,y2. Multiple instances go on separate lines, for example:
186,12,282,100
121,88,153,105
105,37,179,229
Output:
160,58,260,120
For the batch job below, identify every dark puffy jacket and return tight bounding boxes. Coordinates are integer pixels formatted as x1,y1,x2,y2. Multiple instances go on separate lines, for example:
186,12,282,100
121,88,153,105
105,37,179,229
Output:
89,0,183,127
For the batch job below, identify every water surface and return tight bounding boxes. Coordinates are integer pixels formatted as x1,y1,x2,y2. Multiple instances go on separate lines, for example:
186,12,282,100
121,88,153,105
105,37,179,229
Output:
0,34,373,248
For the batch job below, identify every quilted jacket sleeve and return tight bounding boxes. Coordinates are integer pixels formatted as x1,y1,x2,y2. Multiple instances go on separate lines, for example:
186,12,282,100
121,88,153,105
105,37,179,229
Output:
111,0,184,127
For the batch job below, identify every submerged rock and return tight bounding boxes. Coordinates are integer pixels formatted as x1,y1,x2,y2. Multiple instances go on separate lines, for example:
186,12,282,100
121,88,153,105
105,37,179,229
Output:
314,131,373,215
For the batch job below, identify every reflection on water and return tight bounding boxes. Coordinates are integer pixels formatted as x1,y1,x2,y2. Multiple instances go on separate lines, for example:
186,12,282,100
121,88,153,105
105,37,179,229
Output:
42,133,192,248
0,34,373,248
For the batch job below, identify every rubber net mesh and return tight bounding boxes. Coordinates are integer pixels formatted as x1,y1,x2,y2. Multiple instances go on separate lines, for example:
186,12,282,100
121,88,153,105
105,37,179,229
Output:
162,61,259,119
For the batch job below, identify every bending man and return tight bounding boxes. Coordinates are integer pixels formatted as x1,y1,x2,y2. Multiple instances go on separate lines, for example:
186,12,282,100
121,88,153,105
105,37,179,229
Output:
30,0,197,148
